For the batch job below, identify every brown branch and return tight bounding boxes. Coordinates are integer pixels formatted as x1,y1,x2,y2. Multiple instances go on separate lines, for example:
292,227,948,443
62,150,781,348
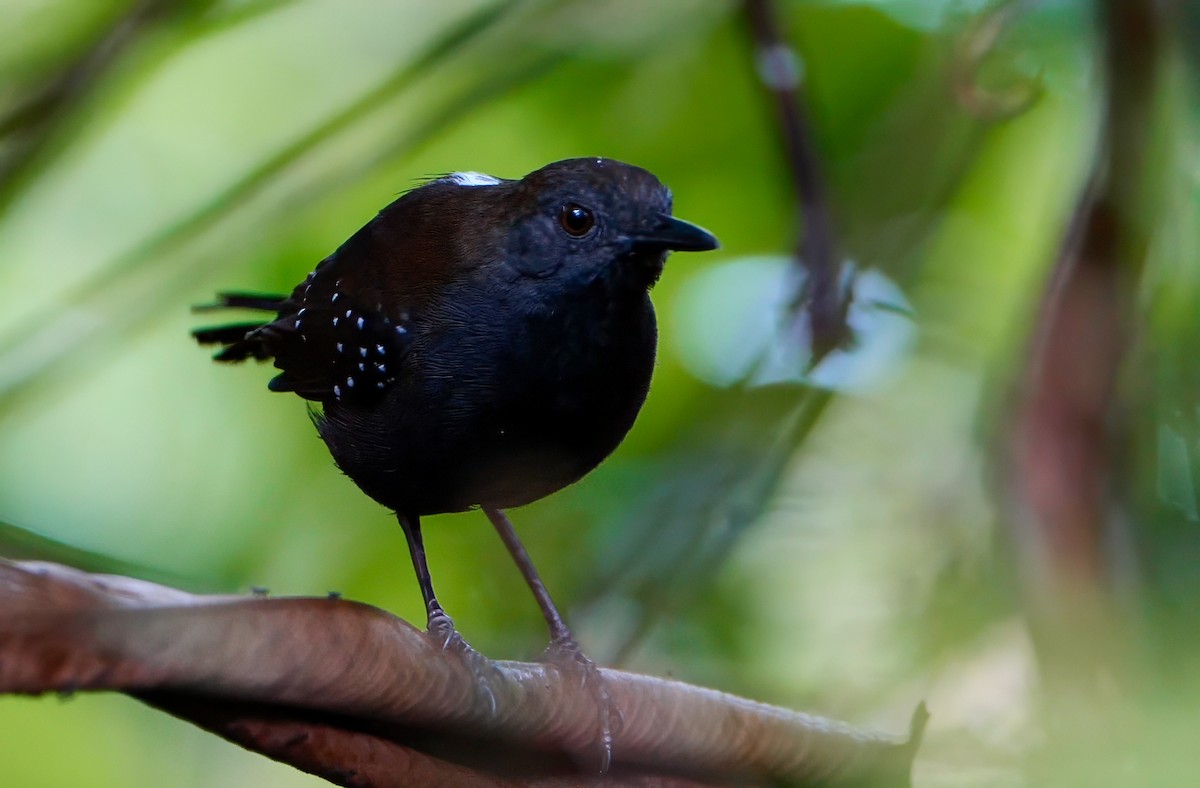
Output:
742,0,848,364
0,558,925,786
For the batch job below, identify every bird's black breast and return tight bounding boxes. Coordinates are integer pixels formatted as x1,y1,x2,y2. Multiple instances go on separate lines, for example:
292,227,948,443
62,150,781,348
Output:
317,276,658,516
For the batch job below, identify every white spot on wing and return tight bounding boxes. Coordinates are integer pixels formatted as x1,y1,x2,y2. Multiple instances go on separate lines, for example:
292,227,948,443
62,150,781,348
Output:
445,171,500,187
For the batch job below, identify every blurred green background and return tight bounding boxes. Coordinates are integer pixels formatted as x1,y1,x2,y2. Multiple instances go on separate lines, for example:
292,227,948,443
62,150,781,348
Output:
1,0,1197,785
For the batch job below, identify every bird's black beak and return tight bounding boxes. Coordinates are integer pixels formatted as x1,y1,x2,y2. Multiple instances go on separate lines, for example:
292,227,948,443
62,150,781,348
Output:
629,214,719,253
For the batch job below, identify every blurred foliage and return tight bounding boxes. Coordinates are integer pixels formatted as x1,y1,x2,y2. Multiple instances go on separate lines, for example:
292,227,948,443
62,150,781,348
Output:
0,0,1198,785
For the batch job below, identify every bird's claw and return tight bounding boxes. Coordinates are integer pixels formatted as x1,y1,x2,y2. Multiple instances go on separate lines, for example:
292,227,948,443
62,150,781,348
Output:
426,608,459,651
425,612,500,717
541,635,620,774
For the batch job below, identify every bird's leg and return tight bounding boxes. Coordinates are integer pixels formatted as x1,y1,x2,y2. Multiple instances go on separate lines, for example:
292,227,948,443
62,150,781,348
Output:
397,513,459,648
398,512,500,716
481,507,573,643
482,506,618,773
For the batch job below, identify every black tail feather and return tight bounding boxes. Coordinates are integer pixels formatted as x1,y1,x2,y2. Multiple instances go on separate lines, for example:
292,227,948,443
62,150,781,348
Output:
192,320,276,362
192,289,289,362
193,291,288,313
193,321,267,346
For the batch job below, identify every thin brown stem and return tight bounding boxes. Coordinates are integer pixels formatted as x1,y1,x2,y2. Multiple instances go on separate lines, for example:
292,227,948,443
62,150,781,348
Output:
742,0,847,363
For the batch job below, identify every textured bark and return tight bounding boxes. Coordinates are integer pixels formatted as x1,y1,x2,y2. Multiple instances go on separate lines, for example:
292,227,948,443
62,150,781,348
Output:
0,559,924,786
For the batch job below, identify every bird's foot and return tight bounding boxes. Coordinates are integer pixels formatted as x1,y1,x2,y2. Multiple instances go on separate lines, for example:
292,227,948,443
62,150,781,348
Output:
541,634,620,774
425,610,501,717
426,607,464,651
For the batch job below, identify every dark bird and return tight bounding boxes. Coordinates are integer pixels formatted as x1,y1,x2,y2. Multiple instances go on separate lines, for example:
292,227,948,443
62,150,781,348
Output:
193,157,717,758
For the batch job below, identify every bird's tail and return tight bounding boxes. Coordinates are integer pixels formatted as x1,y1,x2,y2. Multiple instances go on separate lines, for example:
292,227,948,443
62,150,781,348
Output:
192,291,288,362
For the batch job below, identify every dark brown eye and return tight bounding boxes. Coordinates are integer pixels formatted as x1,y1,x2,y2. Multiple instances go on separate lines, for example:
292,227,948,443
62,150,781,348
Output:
559,203,594,237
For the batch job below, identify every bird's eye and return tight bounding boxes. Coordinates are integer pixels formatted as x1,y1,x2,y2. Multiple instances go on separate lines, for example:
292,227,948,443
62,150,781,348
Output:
558,203,595,237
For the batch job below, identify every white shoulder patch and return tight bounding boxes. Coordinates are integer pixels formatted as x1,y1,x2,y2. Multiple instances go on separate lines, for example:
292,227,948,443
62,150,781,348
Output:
444,171,501,187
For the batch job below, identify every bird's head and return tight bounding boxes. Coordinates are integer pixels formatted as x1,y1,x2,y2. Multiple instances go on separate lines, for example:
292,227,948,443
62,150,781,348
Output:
433,158,718,295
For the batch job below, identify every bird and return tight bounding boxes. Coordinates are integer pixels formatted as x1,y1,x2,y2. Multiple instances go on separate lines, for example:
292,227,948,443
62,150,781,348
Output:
193,157,717,760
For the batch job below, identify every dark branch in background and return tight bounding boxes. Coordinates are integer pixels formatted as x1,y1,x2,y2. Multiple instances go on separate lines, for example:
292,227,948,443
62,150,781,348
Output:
0,0,304,218
0,0,537,413
583,0,858,667
742,0,848,365
0,559,926,787
1001,0,1164,693
0,0,190,216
